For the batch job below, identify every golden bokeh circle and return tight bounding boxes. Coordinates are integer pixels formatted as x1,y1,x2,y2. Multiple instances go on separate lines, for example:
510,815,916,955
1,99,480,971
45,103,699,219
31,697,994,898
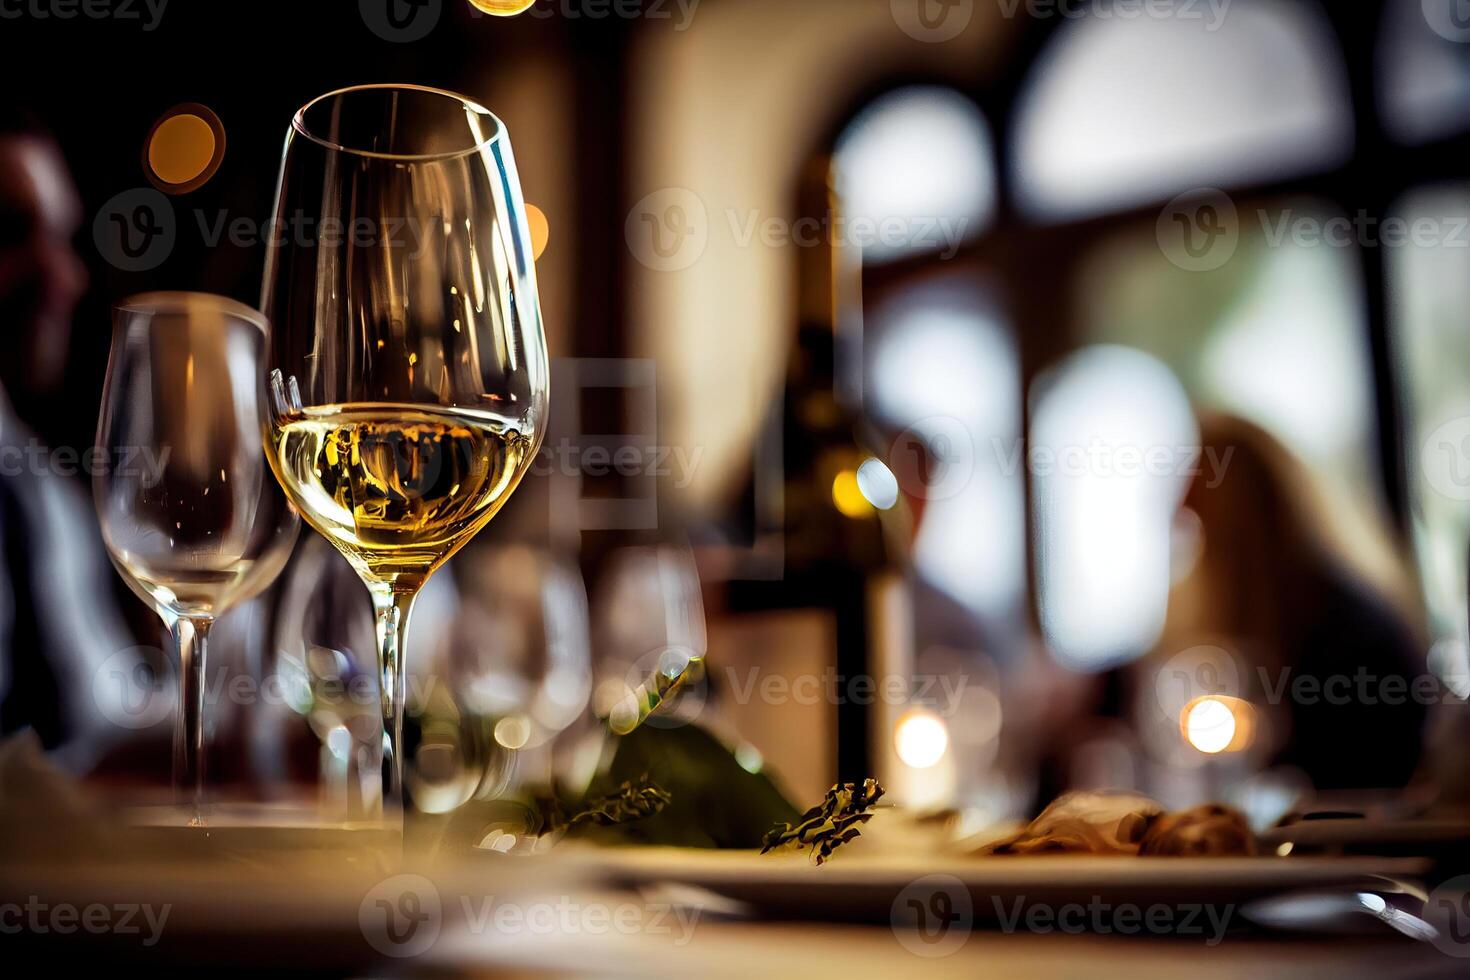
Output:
526,203,550,260
144,104,225,195
468,0,538,15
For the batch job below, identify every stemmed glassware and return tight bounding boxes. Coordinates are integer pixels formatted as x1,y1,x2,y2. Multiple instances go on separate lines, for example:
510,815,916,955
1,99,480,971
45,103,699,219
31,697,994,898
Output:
94,292,301,820
592,545,708,734
259,85,550,816
438,544,592,803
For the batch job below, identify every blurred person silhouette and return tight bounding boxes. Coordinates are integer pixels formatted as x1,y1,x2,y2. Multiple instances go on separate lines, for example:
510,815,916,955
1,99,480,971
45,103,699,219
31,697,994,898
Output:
0,108,140,771
1150,412,1426,790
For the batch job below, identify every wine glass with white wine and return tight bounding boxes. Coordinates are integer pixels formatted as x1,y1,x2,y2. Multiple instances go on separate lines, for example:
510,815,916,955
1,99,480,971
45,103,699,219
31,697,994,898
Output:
260,84,550,817
95,292,301,821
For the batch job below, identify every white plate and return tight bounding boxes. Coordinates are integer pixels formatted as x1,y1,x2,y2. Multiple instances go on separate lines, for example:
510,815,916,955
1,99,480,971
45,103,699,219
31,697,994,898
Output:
582,848,1432,922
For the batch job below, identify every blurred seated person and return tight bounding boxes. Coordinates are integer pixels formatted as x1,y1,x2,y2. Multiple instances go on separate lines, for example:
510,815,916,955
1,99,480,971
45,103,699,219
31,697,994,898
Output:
1148,412,1426,790
0,109,141,771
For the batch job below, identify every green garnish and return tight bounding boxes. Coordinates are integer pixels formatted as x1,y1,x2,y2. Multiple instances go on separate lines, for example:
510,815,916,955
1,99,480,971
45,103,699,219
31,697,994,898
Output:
761,779,886,865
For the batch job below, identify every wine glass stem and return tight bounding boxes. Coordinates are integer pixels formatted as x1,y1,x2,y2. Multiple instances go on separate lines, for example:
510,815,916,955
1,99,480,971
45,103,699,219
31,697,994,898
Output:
371,588,417,816
171,616,211,816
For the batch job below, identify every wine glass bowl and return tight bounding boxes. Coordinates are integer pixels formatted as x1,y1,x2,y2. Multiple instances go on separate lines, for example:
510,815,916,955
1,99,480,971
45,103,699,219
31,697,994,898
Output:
260,84,550,814
94,291,301,814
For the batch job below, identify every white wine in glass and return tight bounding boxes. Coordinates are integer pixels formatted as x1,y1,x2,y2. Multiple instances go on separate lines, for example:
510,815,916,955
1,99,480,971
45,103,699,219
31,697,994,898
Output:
269,403,533,584
261,85,549,817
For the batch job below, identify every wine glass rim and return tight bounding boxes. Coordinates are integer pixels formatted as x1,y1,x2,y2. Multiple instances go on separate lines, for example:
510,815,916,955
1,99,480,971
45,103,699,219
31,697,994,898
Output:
115,291,269,333
291,83,504,162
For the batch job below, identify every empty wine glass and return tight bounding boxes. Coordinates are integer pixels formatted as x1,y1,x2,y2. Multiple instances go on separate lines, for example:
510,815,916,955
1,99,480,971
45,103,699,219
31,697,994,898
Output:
591,545,708,734
272,534,380,814
272,533,463,815
437,544,592,803
260,85,550,815
94,292,300,819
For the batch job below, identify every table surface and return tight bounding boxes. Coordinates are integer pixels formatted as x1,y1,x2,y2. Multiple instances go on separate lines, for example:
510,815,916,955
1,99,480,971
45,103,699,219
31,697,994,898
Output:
3,844,1464,977
433,917,1457,979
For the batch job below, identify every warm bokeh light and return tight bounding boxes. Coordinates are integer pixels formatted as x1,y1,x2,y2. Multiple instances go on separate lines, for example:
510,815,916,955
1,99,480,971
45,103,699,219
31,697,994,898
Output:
596,679,641,736
145,105,224,193
493,715,532,750
894,710,950,769
1181,695,1254,755
526,203,550,260
468,0,537,15
831,468,873,518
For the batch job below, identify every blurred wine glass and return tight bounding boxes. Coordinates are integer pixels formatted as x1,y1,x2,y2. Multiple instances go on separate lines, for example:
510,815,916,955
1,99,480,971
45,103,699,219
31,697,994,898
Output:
94,292,300,819
272,535,380,814
591,545,708,734
422,545,592,810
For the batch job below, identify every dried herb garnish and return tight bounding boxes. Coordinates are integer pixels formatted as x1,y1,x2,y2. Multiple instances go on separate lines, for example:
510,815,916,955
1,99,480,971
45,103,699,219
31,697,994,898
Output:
761,779,886,865
537,775,672,836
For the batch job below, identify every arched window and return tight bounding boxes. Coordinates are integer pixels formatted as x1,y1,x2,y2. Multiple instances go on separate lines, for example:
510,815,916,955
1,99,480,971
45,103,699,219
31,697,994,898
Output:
833,86,995,263
1031,346,1196,668
1011,0,1352,220
866,276,1024,622
1009,2,1403,675
1378,0,1470,144
1389,185,1470,697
